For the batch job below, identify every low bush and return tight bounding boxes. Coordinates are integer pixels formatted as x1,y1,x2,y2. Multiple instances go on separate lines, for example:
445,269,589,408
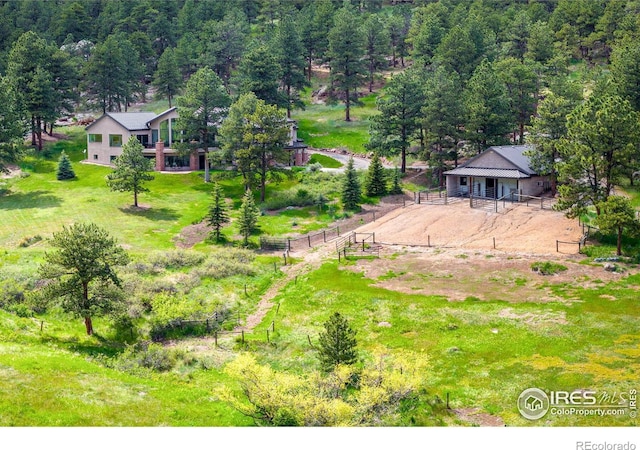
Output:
18,235,42,248
531,261,568,275
149,250,206,269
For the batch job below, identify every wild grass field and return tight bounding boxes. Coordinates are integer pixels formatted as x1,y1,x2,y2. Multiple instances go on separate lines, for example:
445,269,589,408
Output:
1,122,639,427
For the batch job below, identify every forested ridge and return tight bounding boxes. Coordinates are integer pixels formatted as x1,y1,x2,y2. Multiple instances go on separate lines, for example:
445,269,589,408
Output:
1,0,640,211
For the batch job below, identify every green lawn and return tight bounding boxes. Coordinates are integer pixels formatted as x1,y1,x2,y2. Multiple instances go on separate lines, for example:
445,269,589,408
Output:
308,153,343,168
293,91,379,154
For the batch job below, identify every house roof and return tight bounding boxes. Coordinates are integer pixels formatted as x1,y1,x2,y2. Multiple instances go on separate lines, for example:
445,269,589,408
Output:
444,145,537,179
443,167,531,179
86,112,158,131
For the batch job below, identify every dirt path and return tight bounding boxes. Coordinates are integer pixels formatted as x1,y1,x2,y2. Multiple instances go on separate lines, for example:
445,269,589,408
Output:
233,244,336,332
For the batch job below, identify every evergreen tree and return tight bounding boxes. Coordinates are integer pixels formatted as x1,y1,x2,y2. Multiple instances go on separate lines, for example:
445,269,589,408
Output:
56,151,75,180
106,136,155,207
362,14,390,93
389,167,403,195
235,42,284,108
273,15,309,117
327,5,366,122
207,182,229,242
37,223,129,336
152,47,182,108
0,77,26,172
175,67,231,183
200,9,249,86
369,69,424,173
594,196,640,256
342,157,361,211
556,89,640,217
317,312,358,373
495,57,538,144
238,189,260,246
464,60,514,153
364,152,387,197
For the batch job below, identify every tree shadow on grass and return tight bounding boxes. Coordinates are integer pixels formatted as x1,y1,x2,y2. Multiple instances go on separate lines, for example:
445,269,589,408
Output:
119,205,180,221
0,190,62,209
39,333,124,359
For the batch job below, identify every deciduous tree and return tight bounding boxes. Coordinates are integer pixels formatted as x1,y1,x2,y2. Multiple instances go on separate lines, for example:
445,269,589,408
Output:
37,223,130,335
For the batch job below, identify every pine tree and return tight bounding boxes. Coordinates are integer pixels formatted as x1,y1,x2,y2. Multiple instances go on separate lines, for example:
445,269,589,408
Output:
364,153,387,197
152,47,182,108
207,182,229,242
341,157,361,211
56,151,75,180
389,167,403,195
238,189,260,246
106,136,154,207
317,312,358,372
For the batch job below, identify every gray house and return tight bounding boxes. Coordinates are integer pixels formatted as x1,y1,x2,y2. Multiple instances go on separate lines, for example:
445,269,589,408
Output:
85,108,308,172
444,145,550,200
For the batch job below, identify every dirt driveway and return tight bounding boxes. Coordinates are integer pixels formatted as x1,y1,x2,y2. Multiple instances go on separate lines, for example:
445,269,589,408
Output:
355,201,583,255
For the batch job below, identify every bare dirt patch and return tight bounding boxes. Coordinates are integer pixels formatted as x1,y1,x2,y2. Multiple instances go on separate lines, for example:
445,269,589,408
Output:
174,221,211,248
355,202,582,255
452,407,505,426
0,165,22,179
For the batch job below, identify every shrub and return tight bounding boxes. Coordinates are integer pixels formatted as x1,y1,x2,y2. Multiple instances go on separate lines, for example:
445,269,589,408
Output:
18,235,43,248
531,261,568,275
148,250,206,269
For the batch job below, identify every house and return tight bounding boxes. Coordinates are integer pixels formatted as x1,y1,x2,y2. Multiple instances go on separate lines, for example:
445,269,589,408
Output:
85,108,308,171
444,145,550,200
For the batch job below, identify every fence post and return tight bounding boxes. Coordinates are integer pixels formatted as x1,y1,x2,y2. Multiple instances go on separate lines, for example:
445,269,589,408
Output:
337,226,340,236
428,235,431,247
276,303,280,314
338,251,341,262
40,320,44,332
274,261,277,272
244,284,248,296
373,211,376,222
283,253,287,266
266,329,270,343
493,237,496,249
541,197,543,209
308,235,311,247
241,330,245,344
272,321,275,332
288,238,291,250
206,319,210,332
323,230,326,242
362,240,365,251
373,232,375,243
556,240,559,252
214,331,218,348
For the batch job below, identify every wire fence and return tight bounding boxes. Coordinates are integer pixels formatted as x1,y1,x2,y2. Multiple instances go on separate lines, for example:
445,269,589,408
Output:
260,193,413,251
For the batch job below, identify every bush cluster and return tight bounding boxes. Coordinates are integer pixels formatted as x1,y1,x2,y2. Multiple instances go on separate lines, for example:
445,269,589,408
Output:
531,261,568,275
148,250,206,269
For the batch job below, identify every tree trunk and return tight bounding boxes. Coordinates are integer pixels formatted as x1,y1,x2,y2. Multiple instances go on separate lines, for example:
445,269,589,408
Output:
134,189,138,207
308,57,313,83
203,129,211,183
84,316,94,335
617,227,622,256
287,85,292,118
31,115,36,146
345,87,351,122
401,146,406,173
36,116,43,151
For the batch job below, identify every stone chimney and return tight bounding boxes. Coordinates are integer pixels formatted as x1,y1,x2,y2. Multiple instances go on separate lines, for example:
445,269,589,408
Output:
155,141,165,171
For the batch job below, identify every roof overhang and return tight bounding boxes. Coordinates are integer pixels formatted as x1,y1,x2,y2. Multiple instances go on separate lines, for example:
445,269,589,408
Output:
443,168,531,179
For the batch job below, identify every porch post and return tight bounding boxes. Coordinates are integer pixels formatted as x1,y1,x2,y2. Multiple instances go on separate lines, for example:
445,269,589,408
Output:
469,176,473,207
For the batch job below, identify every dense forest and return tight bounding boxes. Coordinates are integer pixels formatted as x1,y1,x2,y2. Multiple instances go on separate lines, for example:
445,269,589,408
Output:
1,0,640,213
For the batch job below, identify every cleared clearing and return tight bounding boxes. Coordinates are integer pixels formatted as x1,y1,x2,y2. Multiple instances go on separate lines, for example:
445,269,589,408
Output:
355,201,583,255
